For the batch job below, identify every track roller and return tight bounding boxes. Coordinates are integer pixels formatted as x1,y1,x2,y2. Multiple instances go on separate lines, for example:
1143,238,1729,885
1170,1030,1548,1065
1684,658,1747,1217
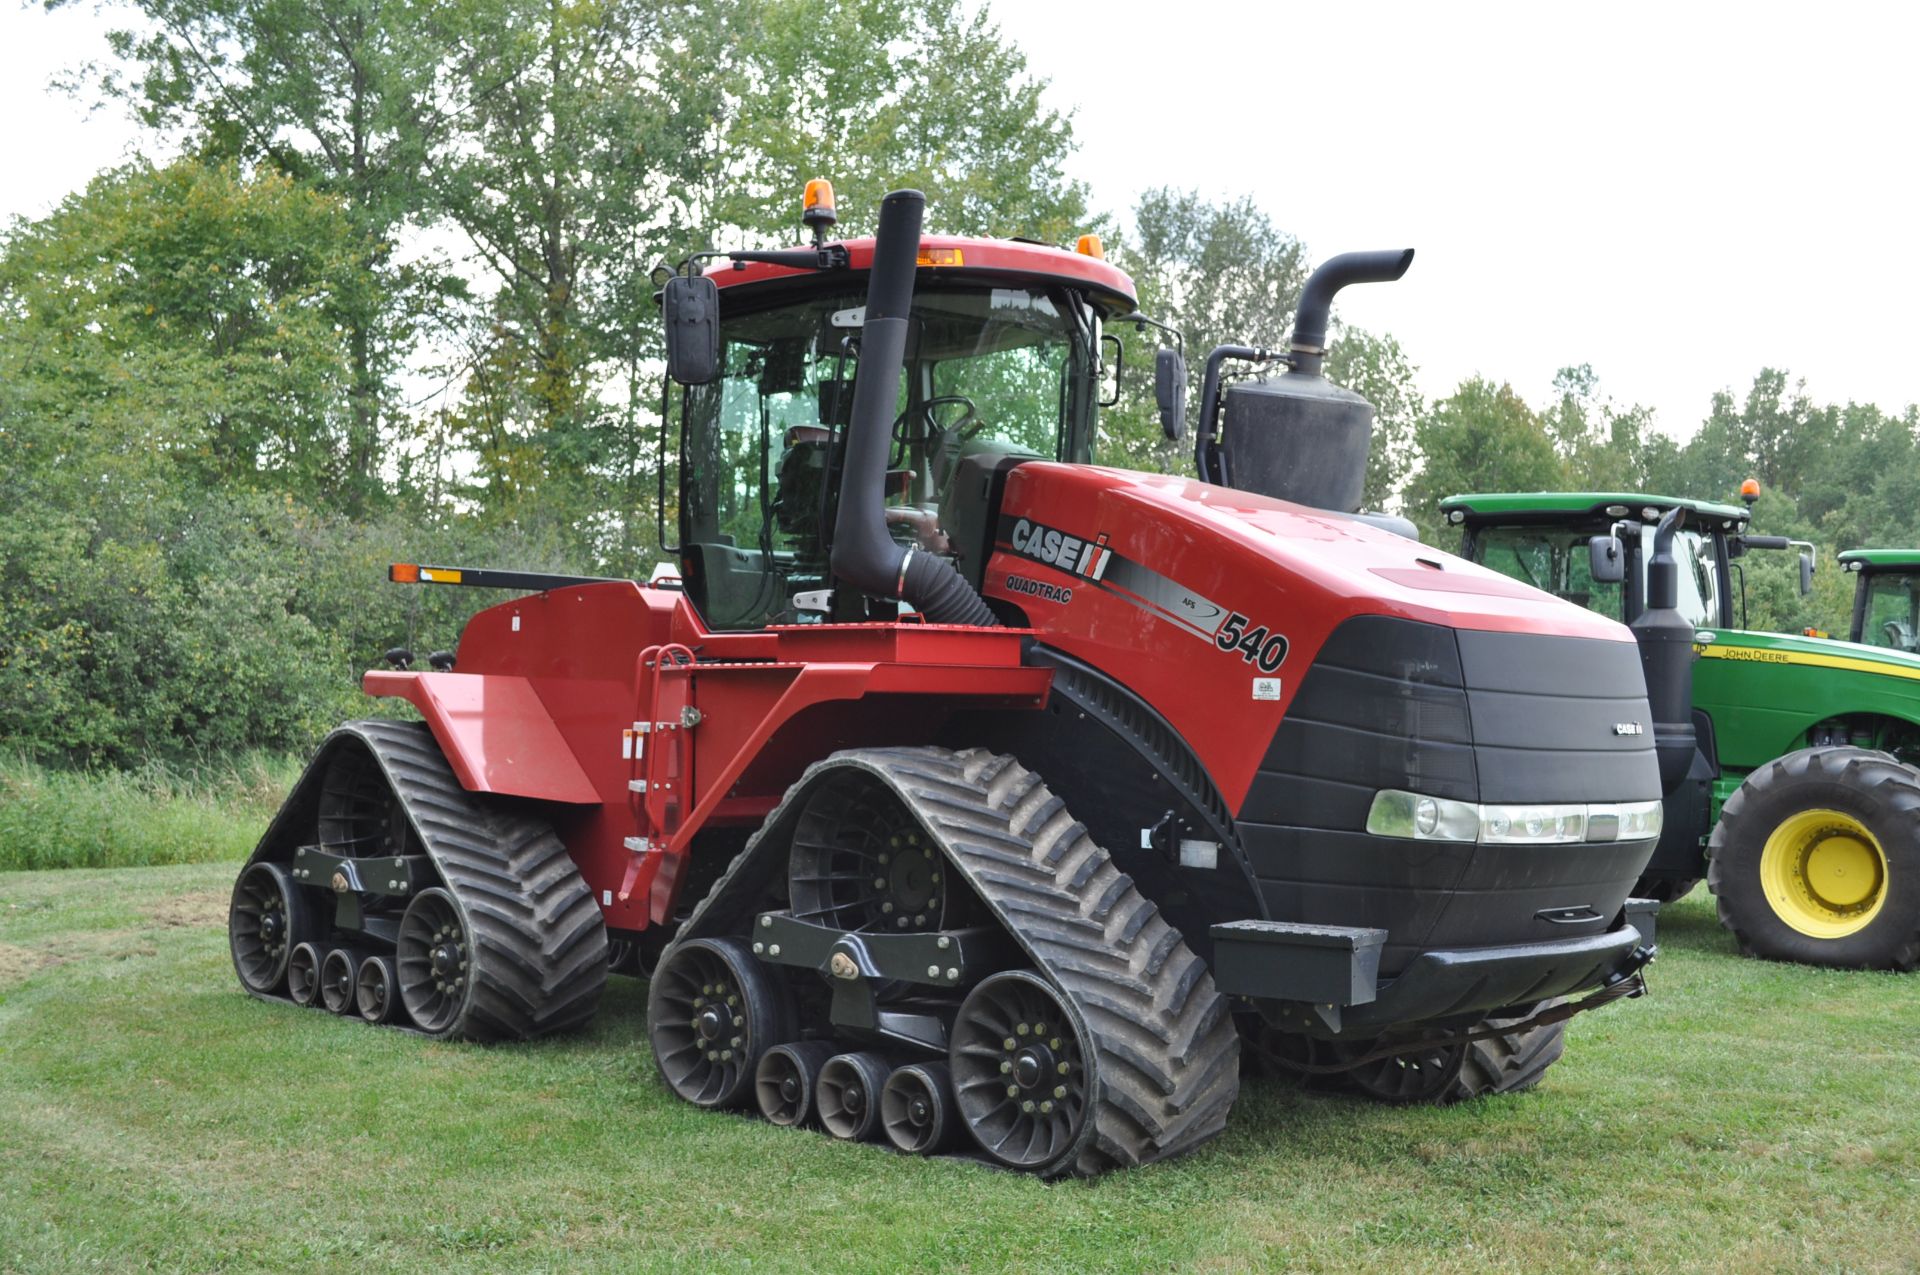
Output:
287,942,322,1007
648,937,793,1109
756,1041,836,1127
816,1052,891,1141
356,954,400,1024
319,948,360,1014
228,862,310,995
881,1061,959,1155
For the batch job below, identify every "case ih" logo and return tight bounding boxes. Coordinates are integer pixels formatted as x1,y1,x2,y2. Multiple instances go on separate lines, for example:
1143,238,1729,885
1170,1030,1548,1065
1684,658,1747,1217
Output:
1008,518,1112,581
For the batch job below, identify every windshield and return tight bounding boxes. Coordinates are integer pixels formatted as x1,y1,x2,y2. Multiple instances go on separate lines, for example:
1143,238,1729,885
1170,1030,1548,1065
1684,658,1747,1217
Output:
1861,572,1920,652
678,284,1093,630
1471,526,1627,618
1468,524,1721,627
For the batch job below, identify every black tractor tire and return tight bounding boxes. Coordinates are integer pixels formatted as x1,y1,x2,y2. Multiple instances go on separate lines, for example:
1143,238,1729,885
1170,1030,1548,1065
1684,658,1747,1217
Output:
1632,875,1701,905
1708,747,1920,970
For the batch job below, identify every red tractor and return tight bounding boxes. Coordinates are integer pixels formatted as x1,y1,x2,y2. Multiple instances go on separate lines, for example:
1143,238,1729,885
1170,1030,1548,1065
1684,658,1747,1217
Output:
229,185,1665,1176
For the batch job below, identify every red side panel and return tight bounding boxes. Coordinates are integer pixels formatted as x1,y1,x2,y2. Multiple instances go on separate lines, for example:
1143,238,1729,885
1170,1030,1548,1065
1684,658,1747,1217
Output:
362,670,601,805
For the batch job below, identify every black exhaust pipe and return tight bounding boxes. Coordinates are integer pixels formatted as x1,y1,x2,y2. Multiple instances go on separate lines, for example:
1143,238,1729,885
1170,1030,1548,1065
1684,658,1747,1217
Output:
1631,507,1699,793
1288,249,1414,377
831,190,997,627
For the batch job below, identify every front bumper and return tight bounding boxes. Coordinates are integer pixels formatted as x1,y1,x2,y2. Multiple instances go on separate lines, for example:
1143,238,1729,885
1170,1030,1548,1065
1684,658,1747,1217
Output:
1212,898,1658,1037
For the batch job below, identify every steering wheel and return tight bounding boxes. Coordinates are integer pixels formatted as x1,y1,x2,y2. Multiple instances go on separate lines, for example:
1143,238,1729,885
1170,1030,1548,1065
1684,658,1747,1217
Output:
1882,618,1914,651
890,394,982,445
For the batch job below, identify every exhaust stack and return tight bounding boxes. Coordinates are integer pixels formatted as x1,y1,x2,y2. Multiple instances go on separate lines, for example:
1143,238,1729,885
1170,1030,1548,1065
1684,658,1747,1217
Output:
830,190,998,627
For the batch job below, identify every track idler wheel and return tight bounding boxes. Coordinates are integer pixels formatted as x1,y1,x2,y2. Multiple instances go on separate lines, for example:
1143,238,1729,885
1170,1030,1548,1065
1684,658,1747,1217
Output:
319,948,361,1014
356,954,400,1024
229,862,310,995
755,1041,836,1127
397,887,472,1036
1340,1039,1469,1104
949,970,1091,1170
648,937,793,1109
287,942,322,1007
881,1061,960,1155
816,1052,891,1141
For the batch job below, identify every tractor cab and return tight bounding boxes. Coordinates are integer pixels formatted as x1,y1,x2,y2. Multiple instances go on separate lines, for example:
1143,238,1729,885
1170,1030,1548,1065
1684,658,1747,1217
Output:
1438,491,1811,631
661,184,1176,632
1841,550,1920,652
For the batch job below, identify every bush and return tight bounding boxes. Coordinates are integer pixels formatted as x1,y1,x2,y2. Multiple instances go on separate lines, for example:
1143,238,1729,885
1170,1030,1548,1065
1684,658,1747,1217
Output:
0,751,301,871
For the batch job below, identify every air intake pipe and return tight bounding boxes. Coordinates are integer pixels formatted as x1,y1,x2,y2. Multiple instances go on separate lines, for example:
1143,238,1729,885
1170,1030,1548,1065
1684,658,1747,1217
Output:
830,190,998,627
1629,507,1699,793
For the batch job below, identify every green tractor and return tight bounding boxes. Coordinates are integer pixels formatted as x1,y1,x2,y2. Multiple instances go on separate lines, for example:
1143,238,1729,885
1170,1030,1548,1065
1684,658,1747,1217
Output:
1440,491,1920,971
1842,550,1920,652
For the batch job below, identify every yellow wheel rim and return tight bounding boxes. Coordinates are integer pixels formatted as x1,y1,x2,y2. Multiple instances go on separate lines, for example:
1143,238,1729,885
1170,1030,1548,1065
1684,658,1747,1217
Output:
1759,808,1889,939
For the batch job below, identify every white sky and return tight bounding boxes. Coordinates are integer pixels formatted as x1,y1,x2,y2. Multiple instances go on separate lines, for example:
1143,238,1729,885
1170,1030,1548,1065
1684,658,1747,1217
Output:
5,1,1915,437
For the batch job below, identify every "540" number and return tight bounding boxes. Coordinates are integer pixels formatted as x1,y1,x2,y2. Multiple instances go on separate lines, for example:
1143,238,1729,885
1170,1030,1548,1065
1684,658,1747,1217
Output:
1214,612,1287,673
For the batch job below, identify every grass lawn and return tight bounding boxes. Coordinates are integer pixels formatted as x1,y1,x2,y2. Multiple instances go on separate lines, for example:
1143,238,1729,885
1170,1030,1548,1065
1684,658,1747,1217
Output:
2,865,1916,1274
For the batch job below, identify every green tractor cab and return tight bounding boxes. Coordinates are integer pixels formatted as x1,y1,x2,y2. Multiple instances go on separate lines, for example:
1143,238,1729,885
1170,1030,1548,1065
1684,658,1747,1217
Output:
1442,491,1920,971
1841,550,1920,653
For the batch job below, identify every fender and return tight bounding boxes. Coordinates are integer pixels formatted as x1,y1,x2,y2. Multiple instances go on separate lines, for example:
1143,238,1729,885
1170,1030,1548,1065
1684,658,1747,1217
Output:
363,670,600,804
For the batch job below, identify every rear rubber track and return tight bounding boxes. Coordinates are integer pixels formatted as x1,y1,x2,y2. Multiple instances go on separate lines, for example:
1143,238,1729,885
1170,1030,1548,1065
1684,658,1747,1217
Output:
678,745,1241,1177
282,720,608,1039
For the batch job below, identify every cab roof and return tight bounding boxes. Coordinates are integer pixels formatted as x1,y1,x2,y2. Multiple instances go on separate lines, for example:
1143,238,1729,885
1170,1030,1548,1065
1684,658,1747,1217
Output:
1439,491,1751,530
705,234,1139,315
1839,549,1920,572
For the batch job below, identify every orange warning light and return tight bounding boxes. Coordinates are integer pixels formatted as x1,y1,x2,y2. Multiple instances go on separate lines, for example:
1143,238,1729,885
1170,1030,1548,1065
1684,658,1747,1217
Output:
1074,233,1105,260
803,178,835,217
1740,477,1761,504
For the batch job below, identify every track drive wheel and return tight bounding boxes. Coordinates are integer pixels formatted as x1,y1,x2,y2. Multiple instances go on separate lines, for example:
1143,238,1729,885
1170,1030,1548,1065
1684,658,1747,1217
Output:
1708,747,1920,970
951,970,1092,1170
648,937,793,1109
229,862,311,995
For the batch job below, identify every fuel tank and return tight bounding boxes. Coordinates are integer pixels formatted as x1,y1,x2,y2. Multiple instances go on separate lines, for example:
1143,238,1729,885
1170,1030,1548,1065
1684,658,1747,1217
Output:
981,464,1663,973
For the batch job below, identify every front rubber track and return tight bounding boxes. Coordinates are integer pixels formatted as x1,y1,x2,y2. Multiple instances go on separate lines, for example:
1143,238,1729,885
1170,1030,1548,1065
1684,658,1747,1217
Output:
675,745,1242,1177
297,720,609,1040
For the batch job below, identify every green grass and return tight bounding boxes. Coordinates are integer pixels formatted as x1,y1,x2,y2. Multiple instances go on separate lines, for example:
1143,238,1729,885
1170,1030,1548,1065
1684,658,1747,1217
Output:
2,871,1917,1274
0,753,300,871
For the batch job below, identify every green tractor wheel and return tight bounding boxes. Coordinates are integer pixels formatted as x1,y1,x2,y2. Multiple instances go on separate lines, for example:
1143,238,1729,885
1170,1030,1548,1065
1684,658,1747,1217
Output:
1708,747,1920,970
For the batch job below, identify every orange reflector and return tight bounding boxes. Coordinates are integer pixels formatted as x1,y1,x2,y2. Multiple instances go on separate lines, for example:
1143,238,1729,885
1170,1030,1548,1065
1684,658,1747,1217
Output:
803,177,835,215
1074,233,1104,259
419,567,462,584
389,563,420,583
916,247,964,267
1740,477,1761,500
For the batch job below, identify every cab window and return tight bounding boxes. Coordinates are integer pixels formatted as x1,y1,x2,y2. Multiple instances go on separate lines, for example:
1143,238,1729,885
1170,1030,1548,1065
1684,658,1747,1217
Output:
1863,573,1920,651
1471,527,1625,619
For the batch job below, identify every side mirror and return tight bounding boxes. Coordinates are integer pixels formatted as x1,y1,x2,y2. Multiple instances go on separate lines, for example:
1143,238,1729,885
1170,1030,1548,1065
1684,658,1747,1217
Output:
1099,333,1124,408
1800,549,1815,596
1155,348,1188,441
663,275,720,385
1589,534,1625,584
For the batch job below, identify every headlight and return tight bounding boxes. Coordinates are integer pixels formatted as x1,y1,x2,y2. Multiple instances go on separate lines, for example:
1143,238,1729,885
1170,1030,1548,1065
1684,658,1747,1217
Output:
1365,790,1662,845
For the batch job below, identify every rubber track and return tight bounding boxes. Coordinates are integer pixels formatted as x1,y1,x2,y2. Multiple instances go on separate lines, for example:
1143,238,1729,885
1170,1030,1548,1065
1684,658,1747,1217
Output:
253,721,608,1041
677,745,1241,1177
1443,1010,1566,1103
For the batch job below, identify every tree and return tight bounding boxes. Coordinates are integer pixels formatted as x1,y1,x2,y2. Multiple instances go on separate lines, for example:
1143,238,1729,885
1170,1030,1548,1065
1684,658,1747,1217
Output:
64,0,457,513
1404,377,1566,539
1102,189,1422,502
